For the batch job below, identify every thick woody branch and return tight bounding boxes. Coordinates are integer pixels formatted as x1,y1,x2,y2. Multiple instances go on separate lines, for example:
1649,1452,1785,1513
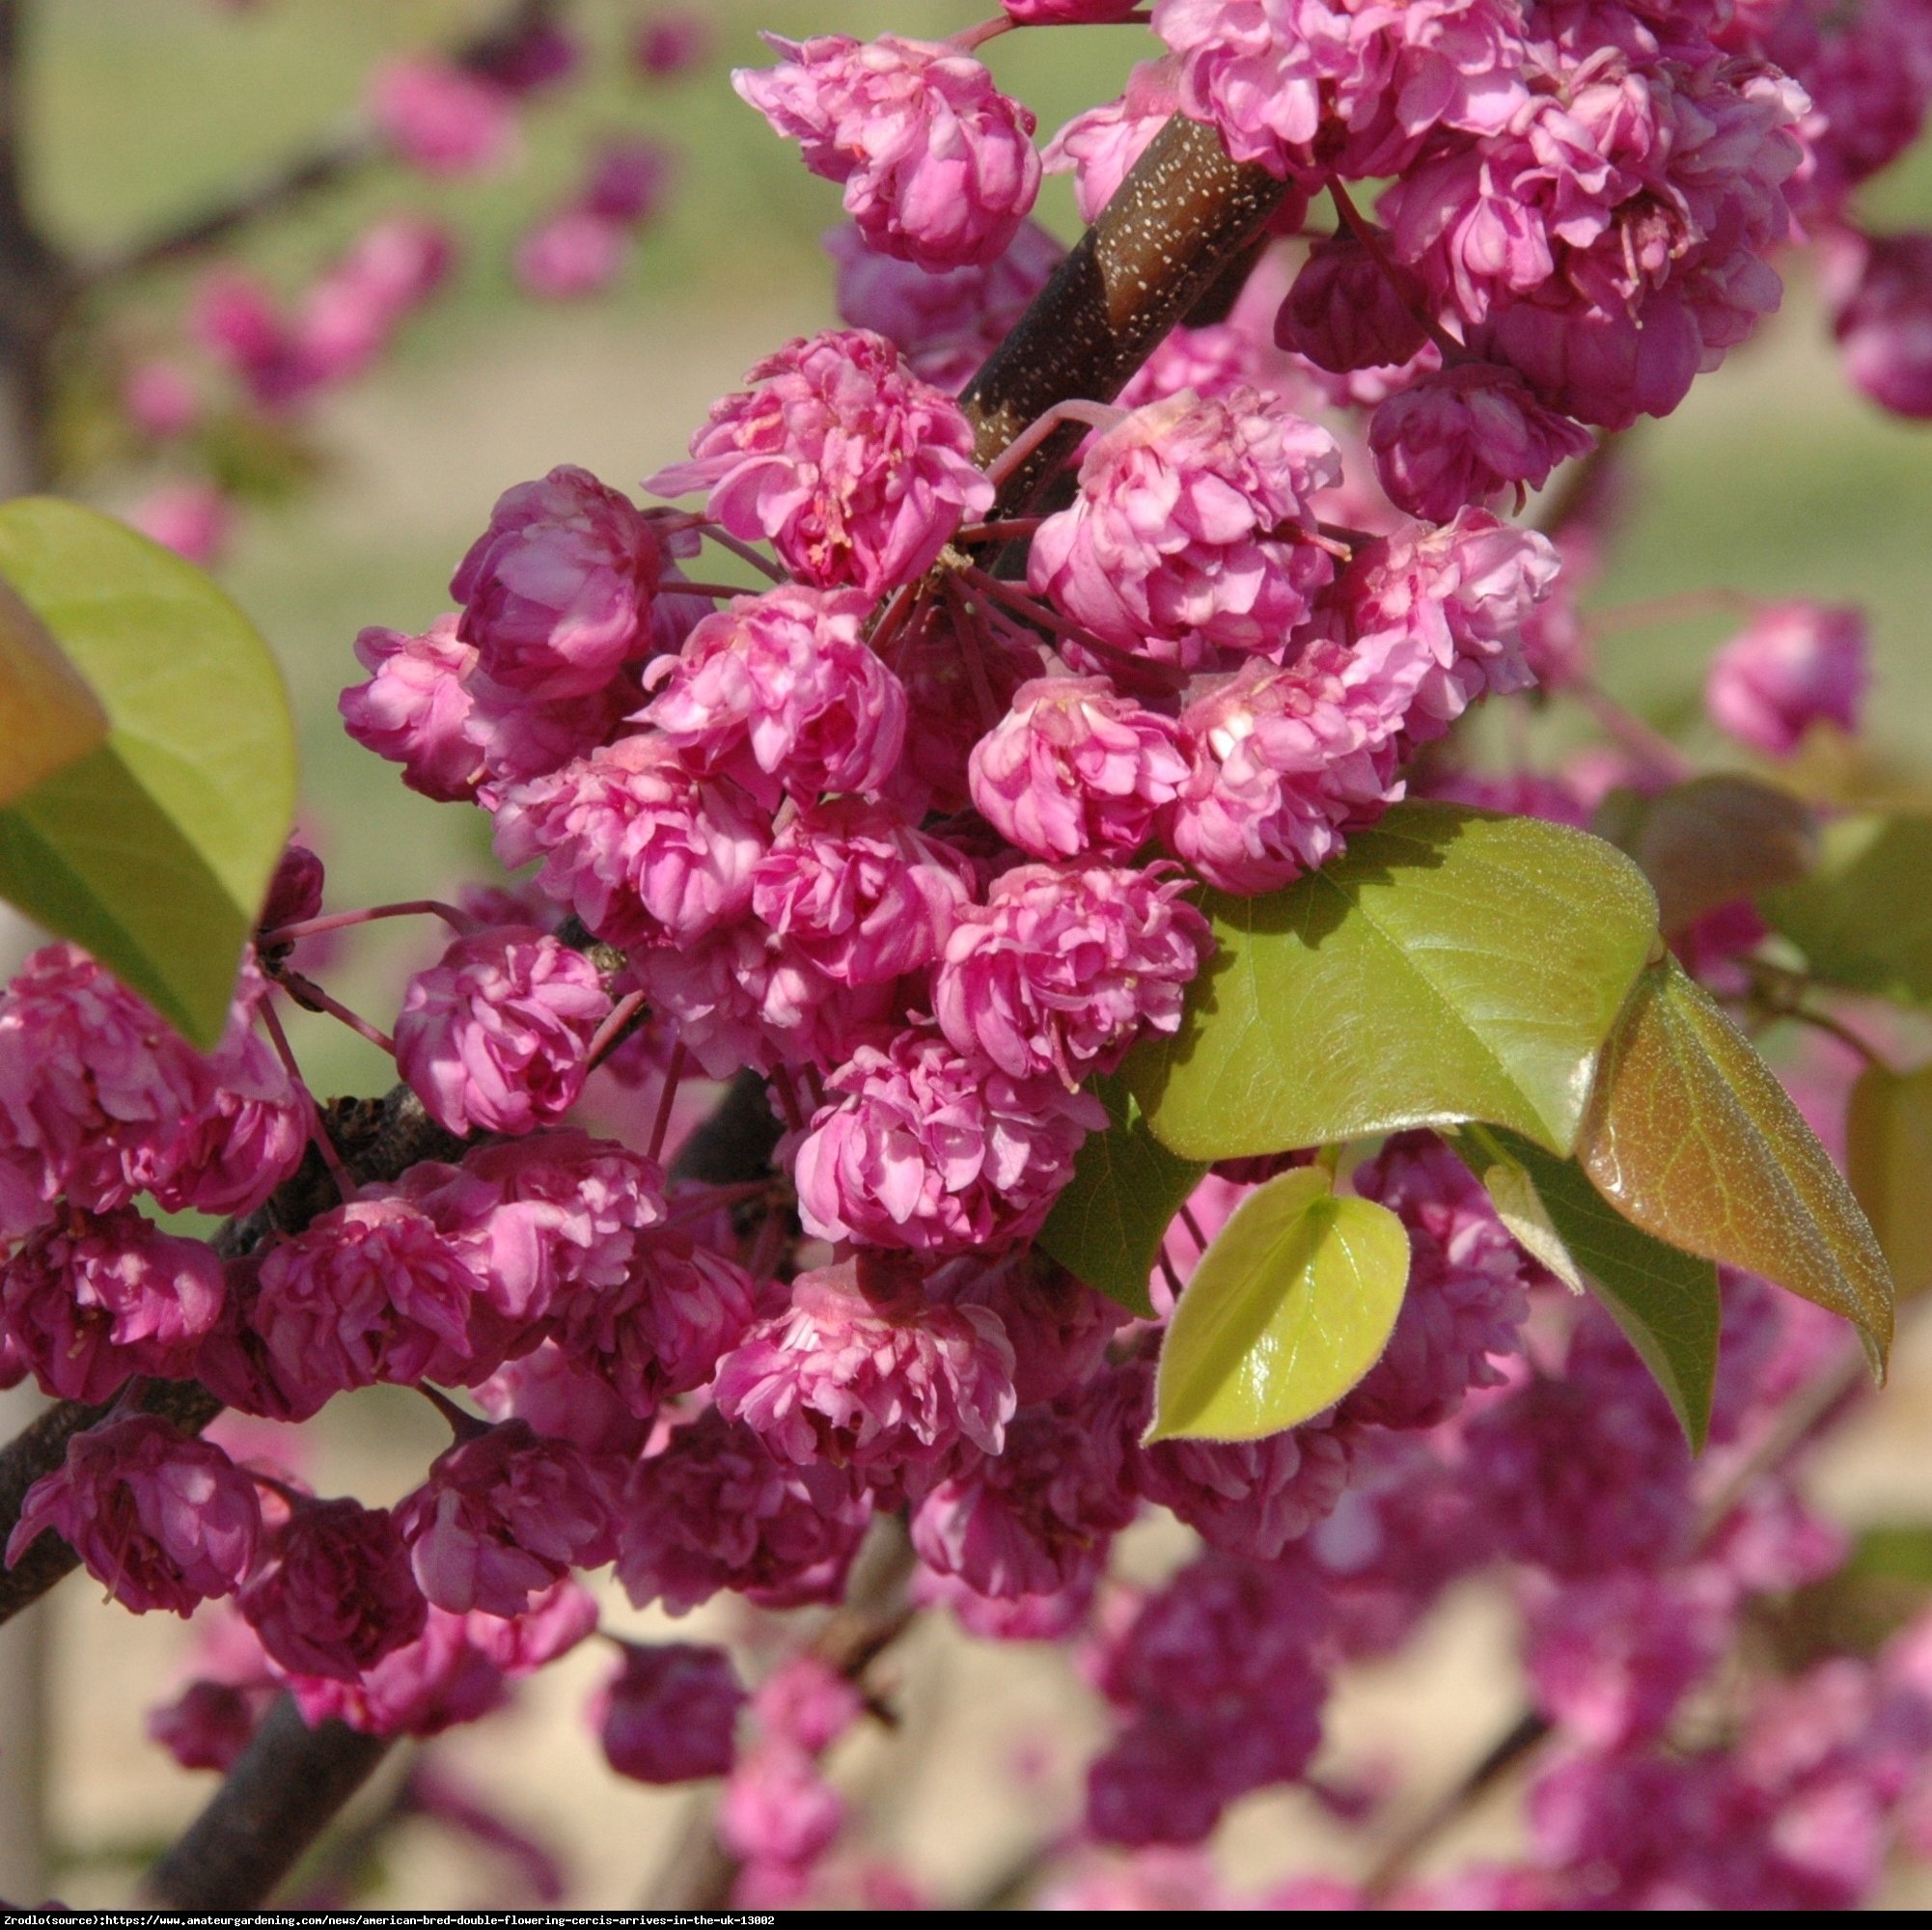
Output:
960,115,1288,508
138,1697,394,1911
83,0,561,287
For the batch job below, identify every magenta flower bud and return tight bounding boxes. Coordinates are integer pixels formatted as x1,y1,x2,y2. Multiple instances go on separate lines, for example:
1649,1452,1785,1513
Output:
1368,362,1593,523
6,1416,262,1616
826,219,1063,394
753,1654,862,1756
475,20,580,96
513,208,629,301
934,862,1209,1086
452,465,662,699
1029,388,1343,669
794,1031,1103,1255
259,842,325,936
1136,1419,1357,1561
1705,602,1870,757
491,735,767,951
736,36,1041,271
593,1641,746,1783
1,1208,225,1402
123,360,198,440
1007,0,1145,21
970,677,1190,863
148,1677,268,1773
719,1742,844,1868
395,927,610,1138
1279,231,1430,374
1835,231,1932,418
634,11,713,79
339,615,481,803
715,1262,1017,1491
646,330,992,599
1341,1133,1534,1430
250,1199,483,1417
238,1500,428,1682
395,1420,616,1618
1041,58,1181,225
643,586,909,807
581,138,675,225
617,1409,872,1614
129,482,231,567
369,58,517,179
552,1227,759,1420
910,1378,1139,1600
462,668,637,795
750,798,971,988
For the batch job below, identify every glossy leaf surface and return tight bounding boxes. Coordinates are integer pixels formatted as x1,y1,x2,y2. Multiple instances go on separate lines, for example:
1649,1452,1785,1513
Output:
1149,1168,1410,1443
1579,957,1893,1373
1480,1124,1722,1451
1128,802,1659,1160
1039,1072,1206,1316
0,499,295,1045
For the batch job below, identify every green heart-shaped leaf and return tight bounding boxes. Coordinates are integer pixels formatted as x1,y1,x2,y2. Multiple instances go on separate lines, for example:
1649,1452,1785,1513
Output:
1149,1167,1410,1443
0,499,296,1046
1039,1072,1207,1316
1127,802,1659,1161
1578,956,1893,1374
1467,1124,1722,1451
0,575,110,806
1847,1063,1932,1303
1763,813,1932,1008
1594,774,1816,936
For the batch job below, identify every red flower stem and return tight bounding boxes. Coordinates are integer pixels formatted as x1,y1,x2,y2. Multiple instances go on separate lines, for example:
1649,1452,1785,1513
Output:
696,525,787,584
1157,1244,1187,1305
417,1384,487,1444
1326,176,1466,363
983,399,1122,494
867,578,924,659
960,565,1188,691
943,576,1007,732
955,517,1047,546
1177,1202,1209,1256
275,971,397,1059
647,1040,688,1165
587,988,649,1071
259,898,474,949
257,997,354,1204
1571,680,1695,783
951,16,1017,52
1587,587,1755,635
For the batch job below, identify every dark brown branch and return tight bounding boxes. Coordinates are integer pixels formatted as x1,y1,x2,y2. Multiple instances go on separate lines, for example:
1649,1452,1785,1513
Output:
83,0,561,287
960,115,1288,510
137,1696,394,1910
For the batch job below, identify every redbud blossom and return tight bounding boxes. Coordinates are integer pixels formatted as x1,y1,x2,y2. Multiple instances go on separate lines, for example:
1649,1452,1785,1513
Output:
1029,387,1343,669
491,734,767,951
794,1031,1103,1254
1,1208,225,1402
238,1500,428,1683
719,1742,845,1868
1041,59,1182,225
642,586,909,806
396,1420,617,1618
1136,1419,1358,1562
1369,362,1594,522
969,677,1189,862
129,482,231,567
453,466,663,699
646,330,992,597
395,927,611,1137
1279,230,1430,374
1832,232,1932,419
617,1409,871,1614
7,1416,262,1616
735,36,1041,271
751,799,971,988
513,210,629,301
934,863,1209,1085
340,616,481,803
594,1641,746,1783
715,1262,1017,1491
1705,601,1869,757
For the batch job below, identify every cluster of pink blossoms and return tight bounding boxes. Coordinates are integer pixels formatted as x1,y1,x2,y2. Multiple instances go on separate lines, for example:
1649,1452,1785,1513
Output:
12,1,1930,1911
